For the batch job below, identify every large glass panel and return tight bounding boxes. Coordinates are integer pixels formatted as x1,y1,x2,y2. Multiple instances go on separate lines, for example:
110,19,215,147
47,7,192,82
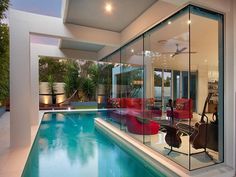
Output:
154,69,163,110
103,52,122,128
97,4,224,171
144,7,191,169
97,58,111,112
173,70,180,101
189,5,224,170
163,69,172,111
120,37,145,143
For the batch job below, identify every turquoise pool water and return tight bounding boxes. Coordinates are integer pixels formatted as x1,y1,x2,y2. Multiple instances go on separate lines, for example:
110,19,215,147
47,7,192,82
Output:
22,111,166,177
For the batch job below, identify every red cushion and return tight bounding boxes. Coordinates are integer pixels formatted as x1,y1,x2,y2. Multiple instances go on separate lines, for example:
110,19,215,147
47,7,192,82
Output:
120,98,126,108
126,98,133,108
125,98,142,109
126,114,160,135
176,98,192,111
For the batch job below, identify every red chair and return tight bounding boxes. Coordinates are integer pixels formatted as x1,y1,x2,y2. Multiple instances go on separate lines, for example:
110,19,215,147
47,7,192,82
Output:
126,112,160,135
167,98,193,119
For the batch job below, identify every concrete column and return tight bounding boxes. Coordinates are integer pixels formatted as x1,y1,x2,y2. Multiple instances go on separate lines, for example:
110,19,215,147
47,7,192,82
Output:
10,16,31,147
30,53,39,125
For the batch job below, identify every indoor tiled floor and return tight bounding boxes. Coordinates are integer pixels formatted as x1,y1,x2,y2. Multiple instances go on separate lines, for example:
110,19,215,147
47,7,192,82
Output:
107,112,219,170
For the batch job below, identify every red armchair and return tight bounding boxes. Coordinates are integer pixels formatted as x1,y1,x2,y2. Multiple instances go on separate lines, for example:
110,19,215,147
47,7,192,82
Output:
126,112,160,135
167,98,193,119
108,98,162,125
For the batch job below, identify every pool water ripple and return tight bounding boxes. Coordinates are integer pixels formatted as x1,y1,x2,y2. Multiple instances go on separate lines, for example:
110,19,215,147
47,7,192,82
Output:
22,112,166,177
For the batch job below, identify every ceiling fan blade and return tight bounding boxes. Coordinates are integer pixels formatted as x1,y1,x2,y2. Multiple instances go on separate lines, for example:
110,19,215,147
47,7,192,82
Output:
178,47,187,53
161,51,177,54
171,52,178,58
176,51,197,54
171,52,197,57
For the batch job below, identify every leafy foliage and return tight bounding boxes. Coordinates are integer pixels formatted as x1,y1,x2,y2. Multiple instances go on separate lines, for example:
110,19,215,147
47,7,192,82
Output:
39,57,67,82
87,64,98,86
154,72,162,86
47,75,56,94
116,66,143,98
63,60,79,97
0,23,9,104
81,78,95,101
98,63,113,96
39,58,99,101
0,0,9,19
164,76,171,87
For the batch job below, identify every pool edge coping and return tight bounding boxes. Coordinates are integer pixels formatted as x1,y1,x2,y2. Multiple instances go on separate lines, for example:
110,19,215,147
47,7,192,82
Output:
94,118,235,177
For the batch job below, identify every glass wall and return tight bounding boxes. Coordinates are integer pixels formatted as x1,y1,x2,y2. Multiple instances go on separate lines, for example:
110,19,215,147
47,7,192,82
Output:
189,5,224,169
144,7,191,168
99,4,224,171
120,37,144,142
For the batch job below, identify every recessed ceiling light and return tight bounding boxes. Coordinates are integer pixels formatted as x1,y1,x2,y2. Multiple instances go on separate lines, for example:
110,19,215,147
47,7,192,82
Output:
131,49,134,53
187,20,191,24
105,2,112,13
168,21,172,25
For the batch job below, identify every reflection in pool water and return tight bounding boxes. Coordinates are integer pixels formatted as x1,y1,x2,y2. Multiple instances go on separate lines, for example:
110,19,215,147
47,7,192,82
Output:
22,111,166,177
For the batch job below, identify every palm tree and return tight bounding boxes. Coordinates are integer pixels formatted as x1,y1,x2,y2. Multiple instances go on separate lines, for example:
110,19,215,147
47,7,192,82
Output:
47,75,57,104
82,78,95,101
63,60,79,98
88,64,98,86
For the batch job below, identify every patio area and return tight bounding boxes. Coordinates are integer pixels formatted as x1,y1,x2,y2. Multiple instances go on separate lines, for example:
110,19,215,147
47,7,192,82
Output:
0,112,42,177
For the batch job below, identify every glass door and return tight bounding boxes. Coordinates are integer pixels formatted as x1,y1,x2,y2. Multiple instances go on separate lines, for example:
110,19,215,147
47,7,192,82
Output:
154,69,172,112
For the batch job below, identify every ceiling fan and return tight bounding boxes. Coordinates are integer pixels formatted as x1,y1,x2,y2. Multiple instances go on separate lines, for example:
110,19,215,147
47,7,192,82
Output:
162,43,197,58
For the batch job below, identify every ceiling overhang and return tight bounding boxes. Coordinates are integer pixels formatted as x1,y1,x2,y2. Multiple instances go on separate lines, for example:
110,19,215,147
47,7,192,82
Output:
63,0,158,32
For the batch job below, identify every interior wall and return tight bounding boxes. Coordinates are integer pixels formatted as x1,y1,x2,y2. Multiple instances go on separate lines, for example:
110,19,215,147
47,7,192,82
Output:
197,66,208,114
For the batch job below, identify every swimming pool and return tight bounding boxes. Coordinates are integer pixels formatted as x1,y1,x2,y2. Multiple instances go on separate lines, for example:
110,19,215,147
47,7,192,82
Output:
22,111,166,177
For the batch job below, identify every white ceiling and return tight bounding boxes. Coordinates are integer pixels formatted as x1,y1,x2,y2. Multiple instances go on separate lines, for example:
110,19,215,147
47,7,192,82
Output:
60,40,105,52
65,0,158,32
60,0,219,71
106,13,219,72
148,14,219,71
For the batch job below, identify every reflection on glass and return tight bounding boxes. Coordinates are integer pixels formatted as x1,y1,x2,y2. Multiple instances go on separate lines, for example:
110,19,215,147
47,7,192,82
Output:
189,5,223,170
154,70,162,109
120,37,145,143
23,112,162,177
173,71,180,101
163,70,172,111
144,7,191,169
97,4,224,171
